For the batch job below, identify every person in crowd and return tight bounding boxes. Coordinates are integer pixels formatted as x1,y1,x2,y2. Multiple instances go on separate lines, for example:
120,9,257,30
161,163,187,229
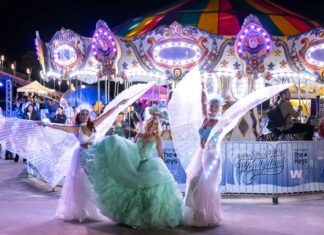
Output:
76,116,183,227
60,100,74,124
313,118,324,141
184,81,222,227
106,112,126,137
23,104,40,121
268,89,314,140
52,106,67,124
124,110,139,140
14,104,40,163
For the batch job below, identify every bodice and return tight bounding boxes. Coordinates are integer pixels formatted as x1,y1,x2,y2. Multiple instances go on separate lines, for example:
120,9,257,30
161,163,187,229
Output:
199,126,213,141
199,126,220,142
136,140,156,161
77,127,96,145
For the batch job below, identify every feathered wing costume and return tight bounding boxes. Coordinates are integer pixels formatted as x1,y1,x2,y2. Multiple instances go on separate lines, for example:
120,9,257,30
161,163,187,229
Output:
0,82,155,188
168,68,203,169
169,69,292,226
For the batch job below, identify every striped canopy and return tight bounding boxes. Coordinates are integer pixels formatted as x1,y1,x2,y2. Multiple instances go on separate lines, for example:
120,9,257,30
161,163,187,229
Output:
113,0,321,38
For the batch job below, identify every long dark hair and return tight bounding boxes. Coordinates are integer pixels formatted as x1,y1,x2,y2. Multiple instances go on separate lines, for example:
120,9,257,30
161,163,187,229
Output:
75,110,96,132
25,104,36,113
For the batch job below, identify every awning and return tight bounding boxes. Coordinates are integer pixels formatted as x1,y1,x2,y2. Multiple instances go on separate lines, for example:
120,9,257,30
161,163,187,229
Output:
17,81,55,94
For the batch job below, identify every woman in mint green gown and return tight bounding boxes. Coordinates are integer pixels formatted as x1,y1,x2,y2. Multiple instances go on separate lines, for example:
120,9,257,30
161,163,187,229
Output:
80,117,183,228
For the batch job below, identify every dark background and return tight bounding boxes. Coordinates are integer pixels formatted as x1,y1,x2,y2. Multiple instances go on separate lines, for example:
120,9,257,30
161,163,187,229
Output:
0,0,323,78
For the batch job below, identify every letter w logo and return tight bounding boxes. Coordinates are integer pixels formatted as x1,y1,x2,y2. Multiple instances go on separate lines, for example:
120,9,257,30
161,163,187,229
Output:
290,170,303,179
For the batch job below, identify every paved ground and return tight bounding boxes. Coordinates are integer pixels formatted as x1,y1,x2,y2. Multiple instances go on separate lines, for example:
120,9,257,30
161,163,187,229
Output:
0,158,324,235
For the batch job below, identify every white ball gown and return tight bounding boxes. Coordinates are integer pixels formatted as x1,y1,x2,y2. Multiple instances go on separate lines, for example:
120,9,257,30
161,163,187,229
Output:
184,126,222,227
55,127,106,222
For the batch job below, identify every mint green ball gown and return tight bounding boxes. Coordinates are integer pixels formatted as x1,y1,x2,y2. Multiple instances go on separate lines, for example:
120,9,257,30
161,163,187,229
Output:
80,135,183,228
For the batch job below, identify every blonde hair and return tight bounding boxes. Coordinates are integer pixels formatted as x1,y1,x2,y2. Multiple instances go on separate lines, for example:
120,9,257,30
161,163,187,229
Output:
144,117,161,135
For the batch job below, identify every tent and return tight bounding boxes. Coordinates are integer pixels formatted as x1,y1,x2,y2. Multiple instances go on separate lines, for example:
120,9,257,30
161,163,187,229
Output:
17,81,55,95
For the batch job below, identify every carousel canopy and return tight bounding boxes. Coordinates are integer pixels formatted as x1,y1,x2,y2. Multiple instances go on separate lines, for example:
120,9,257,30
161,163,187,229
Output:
113,0,321,37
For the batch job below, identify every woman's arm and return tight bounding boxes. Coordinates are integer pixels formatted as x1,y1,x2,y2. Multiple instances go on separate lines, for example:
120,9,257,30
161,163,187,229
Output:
46,123,78,135
93,99,128,127
156,135,163,159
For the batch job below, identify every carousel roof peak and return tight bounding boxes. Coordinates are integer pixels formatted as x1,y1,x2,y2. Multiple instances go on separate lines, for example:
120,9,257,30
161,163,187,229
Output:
113,0,321,37
95,20,110,30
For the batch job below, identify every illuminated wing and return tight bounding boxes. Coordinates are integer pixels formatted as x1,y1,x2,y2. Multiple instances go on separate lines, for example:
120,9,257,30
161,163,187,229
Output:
0,117,79,187
207,83,293,146
168,68,203,169
0,82,155,188
95,82,156,141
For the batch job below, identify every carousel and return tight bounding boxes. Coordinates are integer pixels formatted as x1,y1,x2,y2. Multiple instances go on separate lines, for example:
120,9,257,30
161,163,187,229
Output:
35,0,324,195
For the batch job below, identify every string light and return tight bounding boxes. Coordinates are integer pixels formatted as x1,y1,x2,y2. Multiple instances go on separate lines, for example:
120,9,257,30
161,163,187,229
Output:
152,41,202,66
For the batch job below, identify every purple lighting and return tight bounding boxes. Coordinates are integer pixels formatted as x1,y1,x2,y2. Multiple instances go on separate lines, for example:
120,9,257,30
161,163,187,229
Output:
234,15,271,79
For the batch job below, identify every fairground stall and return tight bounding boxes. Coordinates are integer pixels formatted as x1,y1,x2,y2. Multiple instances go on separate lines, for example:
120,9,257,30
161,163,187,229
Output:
35,0,324,196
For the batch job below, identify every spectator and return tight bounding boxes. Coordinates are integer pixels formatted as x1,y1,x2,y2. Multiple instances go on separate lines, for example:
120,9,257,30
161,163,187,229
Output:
313,118,324,141
269,89,314,140
52,106,67,124
23,104,40,121
106,112,126,137
124,111,139,139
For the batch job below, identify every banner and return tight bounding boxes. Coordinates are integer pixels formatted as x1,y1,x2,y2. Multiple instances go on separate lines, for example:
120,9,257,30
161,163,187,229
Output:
161,140,324,194
160,141,186,184
222,141,324,193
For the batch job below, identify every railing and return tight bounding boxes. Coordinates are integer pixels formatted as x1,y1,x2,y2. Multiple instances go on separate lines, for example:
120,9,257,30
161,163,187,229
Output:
0,66,29,86
0,66,28,79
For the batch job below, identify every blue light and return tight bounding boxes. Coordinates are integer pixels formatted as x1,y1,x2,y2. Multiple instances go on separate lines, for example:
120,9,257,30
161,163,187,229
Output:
0,82,4,87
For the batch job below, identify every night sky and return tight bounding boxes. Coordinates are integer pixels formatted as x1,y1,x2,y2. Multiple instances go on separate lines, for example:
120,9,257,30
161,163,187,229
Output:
0,0,323,73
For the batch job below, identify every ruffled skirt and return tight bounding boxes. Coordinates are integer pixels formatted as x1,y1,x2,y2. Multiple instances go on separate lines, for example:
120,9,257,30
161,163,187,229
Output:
81,135,183,228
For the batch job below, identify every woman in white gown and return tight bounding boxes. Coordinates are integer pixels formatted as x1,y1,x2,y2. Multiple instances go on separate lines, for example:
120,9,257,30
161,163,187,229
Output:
47,103,124,222
184,82,222,227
